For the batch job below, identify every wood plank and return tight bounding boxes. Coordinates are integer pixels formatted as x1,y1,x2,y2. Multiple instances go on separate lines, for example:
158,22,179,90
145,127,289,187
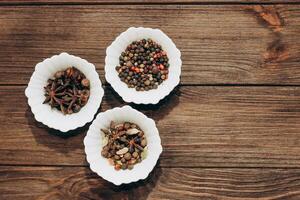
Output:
1,86,300,167
1,0,300,5
1,166,300,200
0,5,300,85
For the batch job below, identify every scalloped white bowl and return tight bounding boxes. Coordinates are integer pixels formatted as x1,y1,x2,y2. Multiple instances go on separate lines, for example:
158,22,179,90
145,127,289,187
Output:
105,27,182,104
84,105,162,185
25,52,104,132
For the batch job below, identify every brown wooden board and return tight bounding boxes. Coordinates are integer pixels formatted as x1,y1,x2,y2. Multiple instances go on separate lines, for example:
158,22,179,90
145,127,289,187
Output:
1,166,300,200
1,0,300,5
1,5,300,85
1,85,300,167
1,2,300,198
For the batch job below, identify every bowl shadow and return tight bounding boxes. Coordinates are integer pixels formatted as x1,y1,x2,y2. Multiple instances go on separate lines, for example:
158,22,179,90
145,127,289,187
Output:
105,85,181,122
81,161,162,200
25,106,101,155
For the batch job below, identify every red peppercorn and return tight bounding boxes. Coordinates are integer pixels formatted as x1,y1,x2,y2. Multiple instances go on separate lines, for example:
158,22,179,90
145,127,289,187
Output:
135,68,140,73
159,64,164,70
162,51,167,56
114,164,121,171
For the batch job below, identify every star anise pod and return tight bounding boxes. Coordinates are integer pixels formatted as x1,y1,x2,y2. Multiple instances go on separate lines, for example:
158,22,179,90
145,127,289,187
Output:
43,67,90,115
43,81,67,109
129,136,144,152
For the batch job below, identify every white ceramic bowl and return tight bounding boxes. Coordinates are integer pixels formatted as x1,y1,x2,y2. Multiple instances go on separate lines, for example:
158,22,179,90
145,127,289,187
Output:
84,105,162,185
105,27,182,104
25,52,104,132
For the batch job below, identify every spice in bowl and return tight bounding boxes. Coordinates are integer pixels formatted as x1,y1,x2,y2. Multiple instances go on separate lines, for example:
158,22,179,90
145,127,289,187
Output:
116,39,169,91
101,121,147,171
43,66,90,115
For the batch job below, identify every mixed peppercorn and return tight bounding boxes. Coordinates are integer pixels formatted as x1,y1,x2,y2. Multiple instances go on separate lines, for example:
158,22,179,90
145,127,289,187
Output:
43,67,90,115
116,38,169,91
101,121,147,171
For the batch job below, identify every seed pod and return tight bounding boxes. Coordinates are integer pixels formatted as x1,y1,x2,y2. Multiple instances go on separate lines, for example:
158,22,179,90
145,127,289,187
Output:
65,67,74,77
128,165,134,170
124,153,131,160
141,139,147,147
116,147,129,155
126,61,132,67
130,123,137,128
138,132,144,137
129,159,136,165
121,164,128,170
81,78,90,87
101,150,108,158
144,80,150,86
103,146,110,151
135,144,144,151
129,145,134,153
141,147,147,160
126,128,140,135
118,137,128,143
118,131,126,137
114,164,121,171
114,155,120,160
110,149,116,155
134,137,141,144
115,123,124,131
132,152,139,158
124,122,131,130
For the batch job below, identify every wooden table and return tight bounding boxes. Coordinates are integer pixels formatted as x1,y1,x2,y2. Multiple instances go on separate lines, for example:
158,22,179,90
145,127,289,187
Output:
1,0,300,199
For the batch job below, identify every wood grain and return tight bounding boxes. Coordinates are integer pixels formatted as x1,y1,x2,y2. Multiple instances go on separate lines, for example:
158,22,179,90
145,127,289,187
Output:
1,85,300,167
0,5,300,85
1,0,300,5
1,166,300,200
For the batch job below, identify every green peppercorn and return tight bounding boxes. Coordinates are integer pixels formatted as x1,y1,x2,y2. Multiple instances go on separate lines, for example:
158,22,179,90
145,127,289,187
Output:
128,165,134,170
121,164,127,170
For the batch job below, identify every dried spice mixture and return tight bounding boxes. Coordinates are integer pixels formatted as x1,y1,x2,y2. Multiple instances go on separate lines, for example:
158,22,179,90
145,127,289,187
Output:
101,121,147,171
116,39,169,91
43,67,90,115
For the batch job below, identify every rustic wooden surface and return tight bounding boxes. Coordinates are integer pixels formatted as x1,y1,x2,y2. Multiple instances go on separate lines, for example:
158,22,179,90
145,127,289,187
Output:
1,1,300,5
1,1,300,200
2,86,300,168
2,167,300,200
1,5,300,85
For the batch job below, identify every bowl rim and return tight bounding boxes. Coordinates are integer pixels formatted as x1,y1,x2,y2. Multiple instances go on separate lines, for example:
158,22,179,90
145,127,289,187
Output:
105,27,182,104
25,52,104,132
84,105,163,185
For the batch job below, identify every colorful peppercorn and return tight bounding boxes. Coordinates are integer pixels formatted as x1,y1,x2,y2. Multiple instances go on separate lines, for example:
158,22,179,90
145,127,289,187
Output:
116,39,169,91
